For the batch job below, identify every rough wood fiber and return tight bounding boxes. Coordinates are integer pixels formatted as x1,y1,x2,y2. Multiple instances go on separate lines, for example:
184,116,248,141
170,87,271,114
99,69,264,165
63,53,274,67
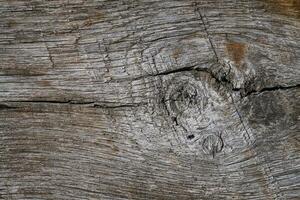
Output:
0,0,299,199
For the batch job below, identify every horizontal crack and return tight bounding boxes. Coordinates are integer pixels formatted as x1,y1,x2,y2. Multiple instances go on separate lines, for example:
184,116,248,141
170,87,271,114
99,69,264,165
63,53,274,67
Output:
1,100,148,109
234,84,300,98
1,67,298,110
93,102,148,109
129,64,199,82
152,65,197,77
4,100,94,105
0,104,18,110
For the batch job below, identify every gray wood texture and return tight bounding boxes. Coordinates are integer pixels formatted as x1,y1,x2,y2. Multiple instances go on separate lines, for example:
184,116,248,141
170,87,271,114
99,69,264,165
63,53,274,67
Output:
0,0,299,199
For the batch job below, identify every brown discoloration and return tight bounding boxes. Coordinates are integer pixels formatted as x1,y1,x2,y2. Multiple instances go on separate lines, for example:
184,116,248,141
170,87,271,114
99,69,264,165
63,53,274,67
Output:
226,42,247,66
7,19,16,28
37,80,51,87
264,0,300,19
107,139,119,153
182,32,205,40
286,135,300,152
239,148,274,200
2,133,55,175
1,68,47,76
256,36,269,44
67,9,105,29
172,47,182,60
17,188,53,198
83,11,105,27
255,170,274,200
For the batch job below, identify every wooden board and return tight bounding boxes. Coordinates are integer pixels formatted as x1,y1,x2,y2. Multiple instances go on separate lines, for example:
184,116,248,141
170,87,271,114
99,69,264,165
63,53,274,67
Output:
0,0,299,199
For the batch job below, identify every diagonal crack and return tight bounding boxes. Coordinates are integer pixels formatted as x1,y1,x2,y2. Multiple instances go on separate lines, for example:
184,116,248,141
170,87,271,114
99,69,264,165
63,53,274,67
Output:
194,3,219,62
45,44,55,68
229,94,252,143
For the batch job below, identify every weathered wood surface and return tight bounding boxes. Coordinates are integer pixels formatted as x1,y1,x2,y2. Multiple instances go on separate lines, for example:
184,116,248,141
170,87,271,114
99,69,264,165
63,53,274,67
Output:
0,0,299,199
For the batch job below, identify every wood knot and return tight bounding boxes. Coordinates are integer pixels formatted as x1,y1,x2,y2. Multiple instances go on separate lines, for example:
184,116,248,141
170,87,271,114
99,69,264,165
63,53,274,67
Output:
165,76,208,117
202,134,223,157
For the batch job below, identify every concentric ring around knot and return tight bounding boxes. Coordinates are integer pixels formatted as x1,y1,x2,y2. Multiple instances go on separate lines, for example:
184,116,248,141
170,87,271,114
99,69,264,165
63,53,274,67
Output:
165,76,207,117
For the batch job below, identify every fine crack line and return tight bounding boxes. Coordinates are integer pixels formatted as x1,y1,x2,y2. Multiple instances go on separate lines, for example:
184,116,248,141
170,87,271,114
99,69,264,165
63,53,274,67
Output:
128,64,200,82
1,100,148,109
229,94,252,144
45,44,55,68
238,84,300,98
194,3,219,62
0,104,17,110
93,102,148,109
4,100,94,105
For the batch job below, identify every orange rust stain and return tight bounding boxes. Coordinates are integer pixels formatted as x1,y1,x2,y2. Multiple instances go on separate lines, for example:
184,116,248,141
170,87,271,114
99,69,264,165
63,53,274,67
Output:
264,0,300,19
226,42,247,66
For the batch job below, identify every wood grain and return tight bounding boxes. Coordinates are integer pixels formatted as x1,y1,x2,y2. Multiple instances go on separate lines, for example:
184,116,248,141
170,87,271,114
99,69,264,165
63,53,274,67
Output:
0,0,299,199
